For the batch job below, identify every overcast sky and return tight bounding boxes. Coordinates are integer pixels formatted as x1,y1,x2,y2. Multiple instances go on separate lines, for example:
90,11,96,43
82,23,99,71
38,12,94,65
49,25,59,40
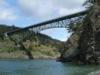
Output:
0,0,86,41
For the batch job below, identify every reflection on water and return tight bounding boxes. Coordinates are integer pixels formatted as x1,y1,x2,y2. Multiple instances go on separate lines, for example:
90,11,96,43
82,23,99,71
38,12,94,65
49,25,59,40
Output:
0,59,99,75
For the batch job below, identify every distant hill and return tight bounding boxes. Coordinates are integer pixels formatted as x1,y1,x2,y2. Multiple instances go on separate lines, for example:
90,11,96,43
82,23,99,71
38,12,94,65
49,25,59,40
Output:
0,24,19,33
0,24,20,39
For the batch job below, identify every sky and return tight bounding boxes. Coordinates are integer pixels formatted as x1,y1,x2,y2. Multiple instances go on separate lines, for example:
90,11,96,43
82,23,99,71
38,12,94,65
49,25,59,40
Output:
0,0,86,41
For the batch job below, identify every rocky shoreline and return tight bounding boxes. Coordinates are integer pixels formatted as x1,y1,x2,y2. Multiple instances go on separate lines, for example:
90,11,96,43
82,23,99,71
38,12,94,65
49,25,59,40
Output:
88,70,100,75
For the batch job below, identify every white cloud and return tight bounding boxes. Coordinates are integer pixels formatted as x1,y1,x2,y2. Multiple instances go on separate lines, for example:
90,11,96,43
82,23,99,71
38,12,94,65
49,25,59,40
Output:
0,0,17,21
0,9,17,20
18,0,56,20
18,0,86,20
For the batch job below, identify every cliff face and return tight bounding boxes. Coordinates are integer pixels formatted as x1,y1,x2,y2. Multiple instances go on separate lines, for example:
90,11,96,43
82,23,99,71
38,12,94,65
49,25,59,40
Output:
60,4,100,64
78,4,100,64
60,32,80,62
60,27,99,63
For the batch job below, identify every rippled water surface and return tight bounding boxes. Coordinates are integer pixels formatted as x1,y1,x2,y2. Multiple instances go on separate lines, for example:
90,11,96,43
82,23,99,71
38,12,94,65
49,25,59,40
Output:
0,59,100,75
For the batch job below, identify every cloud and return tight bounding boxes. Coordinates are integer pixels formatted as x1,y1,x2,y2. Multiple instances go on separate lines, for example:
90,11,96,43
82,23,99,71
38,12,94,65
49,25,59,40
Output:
0,9,17,20
0,0,17,21
18,0,56,20
18,0,86,20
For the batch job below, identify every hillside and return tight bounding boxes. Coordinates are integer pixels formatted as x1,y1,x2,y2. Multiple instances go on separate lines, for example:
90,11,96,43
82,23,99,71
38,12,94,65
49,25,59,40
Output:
0,25,62,59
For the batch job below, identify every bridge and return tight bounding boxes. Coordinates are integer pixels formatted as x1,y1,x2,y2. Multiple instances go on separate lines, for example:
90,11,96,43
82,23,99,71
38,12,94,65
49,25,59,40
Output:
4,10,88,59
5,10,87,42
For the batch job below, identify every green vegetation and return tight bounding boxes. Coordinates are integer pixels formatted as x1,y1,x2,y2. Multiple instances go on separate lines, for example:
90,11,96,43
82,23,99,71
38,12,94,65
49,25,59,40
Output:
0,24,62,59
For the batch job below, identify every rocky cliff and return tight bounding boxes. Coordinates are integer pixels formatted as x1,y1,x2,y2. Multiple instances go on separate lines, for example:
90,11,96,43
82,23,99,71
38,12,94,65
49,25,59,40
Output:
60,3,100,64
59,32,80,62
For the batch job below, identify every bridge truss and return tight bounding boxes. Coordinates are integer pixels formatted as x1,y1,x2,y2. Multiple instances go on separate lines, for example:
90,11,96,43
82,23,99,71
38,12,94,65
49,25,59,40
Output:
5,10,88,43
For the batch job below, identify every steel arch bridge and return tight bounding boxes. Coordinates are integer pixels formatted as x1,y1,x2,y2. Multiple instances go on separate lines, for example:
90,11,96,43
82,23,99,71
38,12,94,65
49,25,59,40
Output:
5,10,88,43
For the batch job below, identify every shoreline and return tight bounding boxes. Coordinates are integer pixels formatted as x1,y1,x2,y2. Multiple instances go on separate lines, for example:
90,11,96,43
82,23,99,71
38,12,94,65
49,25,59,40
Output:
0,51,59,60
0,58,58,61
88,70,100,75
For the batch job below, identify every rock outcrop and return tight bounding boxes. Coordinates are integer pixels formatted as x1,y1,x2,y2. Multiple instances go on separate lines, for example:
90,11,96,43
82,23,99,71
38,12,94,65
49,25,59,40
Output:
59,32,80,62
60,3,100,64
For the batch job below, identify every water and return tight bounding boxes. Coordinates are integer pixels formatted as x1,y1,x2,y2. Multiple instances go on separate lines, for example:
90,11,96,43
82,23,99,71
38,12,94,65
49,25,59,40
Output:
0,59,99,75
